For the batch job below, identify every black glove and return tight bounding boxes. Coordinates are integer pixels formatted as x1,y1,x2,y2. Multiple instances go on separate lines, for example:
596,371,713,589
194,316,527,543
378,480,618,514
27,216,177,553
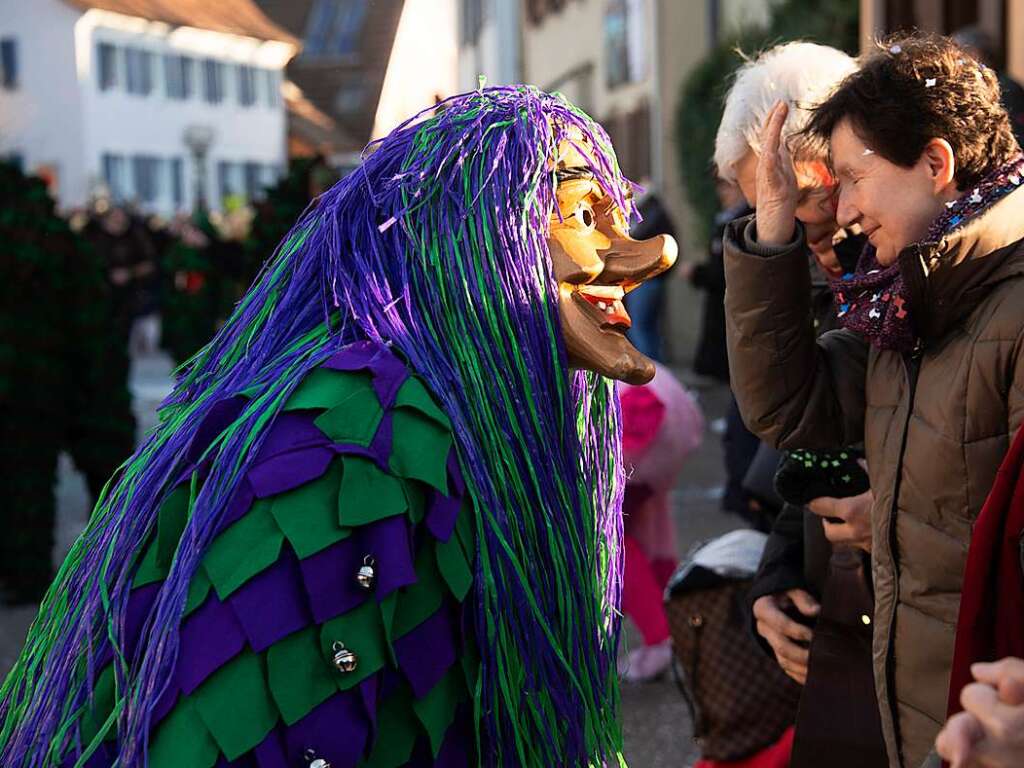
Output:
773,448,869,506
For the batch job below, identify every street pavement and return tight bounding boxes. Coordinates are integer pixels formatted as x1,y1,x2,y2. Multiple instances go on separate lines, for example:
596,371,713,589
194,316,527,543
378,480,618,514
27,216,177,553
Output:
0,353,748,767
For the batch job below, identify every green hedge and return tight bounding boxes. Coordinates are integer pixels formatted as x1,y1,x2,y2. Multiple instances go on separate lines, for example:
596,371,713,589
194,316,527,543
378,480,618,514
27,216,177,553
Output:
675,0,859,241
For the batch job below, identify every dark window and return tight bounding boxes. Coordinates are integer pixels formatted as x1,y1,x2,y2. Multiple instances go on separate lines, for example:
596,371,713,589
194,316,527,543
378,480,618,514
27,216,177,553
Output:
335,81,365,114
1,39,19,90
263,69,279,107
237,64,256,106
132,155,161,203
243,161,262,200
125,48,153,95
203,59,224,104
304,0,368,57
461,0,483,44
604,0,645,89
217,160,238,203
605,0,629,88
98,42,118,91
527,0,565,25
165,54,194,99
102,153,127,200
171,157,184,208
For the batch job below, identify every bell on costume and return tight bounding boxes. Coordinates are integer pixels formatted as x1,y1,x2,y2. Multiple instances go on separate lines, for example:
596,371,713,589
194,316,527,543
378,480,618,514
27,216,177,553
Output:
332,641,358,673
356,555,376,590
304,748,332,768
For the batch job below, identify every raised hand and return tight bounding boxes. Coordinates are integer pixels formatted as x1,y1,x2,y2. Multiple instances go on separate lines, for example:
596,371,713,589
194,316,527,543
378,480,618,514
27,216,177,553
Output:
755,100,800,246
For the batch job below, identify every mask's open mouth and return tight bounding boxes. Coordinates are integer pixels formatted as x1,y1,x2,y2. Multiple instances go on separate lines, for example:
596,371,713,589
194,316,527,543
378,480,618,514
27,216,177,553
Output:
573,283,637,331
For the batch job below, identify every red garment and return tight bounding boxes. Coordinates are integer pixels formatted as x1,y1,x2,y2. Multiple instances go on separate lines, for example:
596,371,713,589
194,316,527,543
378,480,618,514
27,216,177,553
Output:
621,532,672,645
947,422,1024,718
619,365,704,647
694,726,795,768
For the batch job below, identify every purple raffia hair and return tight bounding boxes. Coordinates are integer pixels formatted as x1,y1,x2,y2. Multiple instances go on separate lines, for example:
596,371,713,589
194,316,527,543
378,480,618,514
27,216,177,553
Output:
0,85,633,767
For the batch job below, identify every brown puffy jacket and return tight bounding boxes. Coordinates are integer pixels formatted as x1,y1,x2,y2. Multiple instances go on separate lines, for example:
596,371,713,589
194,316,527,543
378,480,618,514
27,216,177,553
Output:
723,188,1024,768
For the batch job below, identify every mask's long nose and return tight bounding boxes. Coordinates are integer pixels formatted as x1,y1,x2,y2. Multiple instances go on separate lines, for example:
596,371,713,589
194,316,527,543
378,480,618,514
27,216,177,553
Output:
595,233,678,284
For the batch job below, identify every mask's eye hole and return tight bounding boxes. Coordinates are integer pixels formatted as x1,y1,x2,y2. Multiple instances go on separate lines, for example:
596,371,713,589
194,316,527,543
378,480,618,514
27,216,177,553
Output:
574,202,595,232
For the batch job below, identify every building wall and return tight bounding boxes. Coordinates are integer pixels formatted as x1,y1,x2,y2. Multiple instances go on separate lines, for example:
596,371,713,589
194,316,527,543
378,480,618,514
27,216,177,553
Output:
75,10,293,214
719,0,776,36
0,0,294,214
373,0,457,139
522,0,652,120
0,0,86,203
1012,0,1024,81
457,0,520,90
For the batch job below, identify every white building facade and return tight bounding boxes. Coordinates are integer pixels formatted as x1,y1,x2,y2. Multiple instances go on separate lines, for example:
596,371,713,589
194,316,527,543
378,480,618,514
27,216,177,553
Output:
0,0,297,214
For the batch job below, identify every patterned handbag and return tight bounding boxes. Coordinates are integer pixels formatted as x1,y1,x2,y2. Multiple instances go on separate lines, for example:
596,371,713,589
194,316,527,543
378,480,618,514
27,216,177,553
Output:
665,532,801,761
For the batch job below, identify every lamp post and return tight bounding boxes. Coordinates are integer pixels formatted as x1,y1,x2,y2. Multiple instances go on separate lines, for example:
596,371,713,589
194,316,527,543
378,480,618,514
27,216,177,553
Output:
183,125,215,213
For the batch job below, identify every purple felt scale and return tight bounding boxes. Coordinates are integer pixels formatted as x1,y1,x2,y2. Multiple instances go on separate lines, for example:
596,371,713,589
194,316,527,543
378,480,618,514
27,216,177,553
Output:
425,491,460,543
359,515,418,598
187,397,246,465
282,691,369,768
296,537,372,623
176,593,247,695
122,582,160,663
246,412,393,499
394,602,457,698
322,340,411,409
227,549,313,652
247,444,335,499
360,674,380,745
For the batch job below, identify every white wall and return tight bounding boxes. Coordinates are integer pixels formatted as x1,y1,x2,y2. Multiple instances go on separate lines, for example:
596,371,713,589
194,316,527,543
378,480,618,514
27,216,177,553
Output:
0,0,86,204
373,0,458,140
76,10,293,214
0,2,294,214
457,0,520,92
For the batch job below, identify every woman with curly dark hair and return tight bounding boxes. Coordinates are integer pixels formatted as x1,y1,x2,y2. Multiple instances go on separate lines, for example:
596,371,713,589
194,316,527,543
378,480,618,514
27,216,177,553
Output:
723,32,1024,768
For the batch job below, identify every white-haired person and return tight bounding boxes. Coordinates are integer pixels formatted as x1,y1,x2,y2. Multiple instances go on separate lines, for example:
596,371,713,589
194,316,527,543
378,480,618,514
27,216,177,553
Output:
715,42,890,768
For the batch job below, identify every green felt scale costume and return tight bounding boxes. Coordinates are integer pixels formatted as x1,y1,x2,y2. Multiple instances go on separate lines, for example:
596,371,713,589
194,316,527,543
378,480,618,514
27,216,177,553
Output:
77,341,479,767
0,161,135,603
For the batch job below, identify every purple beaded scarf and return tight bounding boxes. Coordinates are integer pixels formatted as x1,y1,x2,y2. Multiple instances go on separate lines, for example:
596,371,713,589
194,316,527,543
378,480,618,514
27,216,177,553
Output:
828,155,1024,351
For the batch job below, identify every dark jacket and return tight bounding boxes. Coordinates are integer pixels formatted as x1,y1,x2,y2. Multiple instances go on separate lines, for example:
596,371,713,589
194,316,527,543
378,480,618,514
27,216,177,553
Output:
724,189,1024,768
748,234,864,608
691,202,751,381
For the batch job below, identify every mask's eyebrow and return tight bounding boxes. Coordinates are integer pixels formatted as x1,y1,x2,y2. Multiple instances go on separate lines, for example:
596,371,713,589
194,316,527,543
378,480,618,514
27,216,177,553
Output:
555,166,595,184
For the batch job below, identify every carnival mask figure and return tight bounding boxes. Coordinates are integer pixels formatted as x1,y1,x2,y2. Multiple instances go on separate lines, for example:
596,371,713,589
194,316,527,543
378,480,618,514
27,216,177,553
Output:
0,87,674,768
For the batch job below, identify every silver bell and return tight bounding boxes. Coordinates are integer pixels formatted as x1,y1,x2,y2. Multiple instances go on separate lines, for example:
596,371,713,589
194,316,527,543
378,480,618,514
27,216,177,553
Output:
356,555,376,591
332,641,358,673
305,749,332,768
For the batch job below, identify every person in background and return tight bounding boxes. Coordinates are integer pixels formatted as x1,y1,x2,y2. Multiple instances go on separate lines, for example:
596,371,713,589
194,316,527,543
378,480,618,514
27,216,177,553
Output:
160,213,218,365
680,175,750,384
686,176,762,527
133,213,169,356
625,189,678,361
0,162,134,603
619,363,704,682
82,204,159,347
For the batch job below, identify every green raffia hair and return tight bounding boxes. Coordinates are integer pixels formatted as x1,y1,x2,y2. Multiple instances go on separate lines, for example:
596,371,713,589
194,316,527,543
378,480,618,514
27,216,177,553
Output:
0,85,633,767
